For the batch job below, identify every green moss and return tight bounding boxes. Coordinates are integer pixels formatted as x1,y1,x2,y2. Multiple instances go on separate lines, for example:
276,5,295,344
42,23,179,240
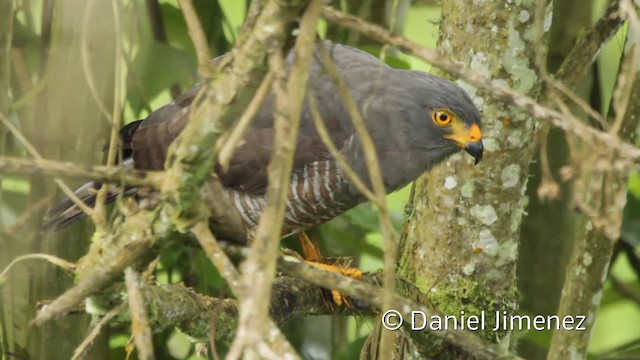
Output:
403,275,516,357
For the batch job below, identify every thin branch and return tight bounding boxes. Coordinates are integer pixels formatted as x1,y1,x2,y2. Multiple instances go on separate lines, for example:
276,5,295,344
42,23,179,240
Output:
71,302,127,360
555,0,624,88
81,0,112,121
0,254,76,282
178,0,214,77
145,0,182,98
217,71,274,170
548,2,640,358
229,1,321,358
316,41,398,354
609,0,640,135
192,222,299,358
93,241,515,360
0,112,96,219
610,275,640,307
320,7,640,163
94,0,124,233
33,0,310,334
274,255,523,360
32,209,156,325
306,94,376,201
0,156,158,187
124,267,155,360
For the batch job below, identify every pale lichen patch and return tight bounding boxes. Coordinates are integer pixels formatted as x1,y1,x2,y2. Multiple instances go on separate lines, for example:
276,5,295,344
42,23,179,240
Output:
497,240,518,266
470,52,490,77
462,262,476,276
544,5,553,32
503,23,536,94
444,176,458,190
591,290,603,307
483,138,501,152
501,164,521,188
461,181,475,198
471,205,498,225
518,10,530,23
582,253,593,266
474,228,499,256
507,129,524,147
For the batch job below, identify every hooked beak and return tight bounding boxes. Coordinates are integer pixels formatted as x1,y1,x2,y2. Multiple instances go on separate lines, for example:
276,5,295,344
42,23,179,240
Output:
445,123,484,165
465,140,484,165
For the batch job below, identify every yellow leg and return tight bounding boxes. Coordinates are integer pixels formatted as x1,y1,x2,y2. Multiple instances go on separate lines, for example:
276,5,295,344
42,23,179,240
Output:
298,232,321,262
298,232,363,308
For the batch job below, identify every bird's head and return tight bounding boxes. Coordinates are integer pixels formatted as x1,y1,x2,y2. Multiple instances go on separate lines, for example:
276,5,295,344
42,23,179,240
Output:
403,72,483,165
431,107,483,165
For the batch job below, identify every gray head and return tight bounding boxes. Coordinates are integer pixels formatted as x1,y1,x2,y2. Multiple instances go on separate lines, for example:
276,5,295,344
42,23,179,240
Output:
396,70,483,166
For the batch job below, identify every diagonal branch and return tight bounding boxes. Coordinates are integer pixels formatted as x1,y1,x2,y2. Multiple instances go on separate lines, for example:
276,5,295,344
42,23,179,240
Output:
555,0,624,88
228,1,321,358
32,0,310,332
0,156,158,188
320,7,640,164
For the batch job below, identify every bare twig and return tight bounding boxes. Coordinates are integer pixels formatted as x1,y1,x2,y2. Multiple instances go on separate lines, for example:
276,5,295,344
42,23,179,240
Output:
229,1,321,358
555,0,624,87
306,94,376,202
549,2,640,358
0,156,158,187
276,255,523,360
145,0,182,98
0,112,96,219
71,302,127,360
316,41,398,355
94,0,124,233
192,222,299,358
32,210,156,325
178,0,214,77
610,274,640,307
320,7,640,163
80,0,112,120
609,0,640,135
0,254,76,282
33,0,309,334
124,267,155,360
217,72,274,170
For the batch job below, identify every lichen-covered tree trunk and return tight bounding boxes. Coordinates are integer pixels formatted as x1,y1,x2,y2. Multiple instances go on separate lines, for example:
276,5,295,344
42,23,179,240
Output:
396,0,549,356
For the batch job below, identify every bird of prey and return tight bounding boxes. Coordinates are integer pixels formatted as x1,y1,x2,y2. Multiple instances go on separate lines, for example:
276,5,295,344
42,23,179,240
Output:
44,41,483,284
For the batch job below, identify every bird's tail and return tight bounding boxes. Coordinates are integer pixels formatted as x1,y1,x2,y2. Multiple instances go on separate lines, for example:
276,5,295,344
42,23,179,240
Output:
41,182,126,232
42,158,138,231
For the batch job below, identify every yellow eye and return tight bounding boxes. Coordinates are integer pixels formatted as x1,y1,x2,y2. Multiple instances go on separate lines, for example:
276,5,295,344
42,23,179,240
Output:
432,109,453,126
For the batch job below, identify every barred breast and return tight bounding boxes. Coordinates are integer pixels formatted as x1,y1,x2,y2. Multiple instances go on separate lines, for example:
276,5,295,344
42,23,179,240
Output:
226,159,360,236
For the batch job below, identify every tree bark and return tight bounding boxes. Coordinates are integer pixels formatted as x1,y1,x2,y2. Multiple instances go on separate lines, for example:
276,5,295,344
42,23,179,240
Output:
396,0,548,357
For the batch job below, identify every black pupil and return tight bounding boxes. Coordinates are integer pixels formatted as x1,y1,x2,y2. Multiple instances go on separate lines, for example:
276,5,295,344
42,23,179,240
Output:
439,113,448,122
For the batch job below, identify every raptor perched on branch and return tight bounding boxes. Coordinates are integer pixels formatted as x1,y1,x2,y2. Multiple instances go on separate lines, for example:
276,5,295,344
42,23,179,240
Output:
44,41,483,246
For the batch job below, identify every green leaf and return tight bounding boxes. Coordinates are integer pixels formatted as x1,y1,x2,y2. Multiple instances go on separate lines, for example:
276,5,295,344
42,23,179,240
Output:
126,41,196,114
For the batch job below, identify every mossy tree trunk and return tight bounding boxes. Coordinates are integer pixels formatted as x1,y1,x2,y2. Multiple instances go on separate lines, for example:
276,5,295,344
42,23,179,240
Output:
395,0,549,357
